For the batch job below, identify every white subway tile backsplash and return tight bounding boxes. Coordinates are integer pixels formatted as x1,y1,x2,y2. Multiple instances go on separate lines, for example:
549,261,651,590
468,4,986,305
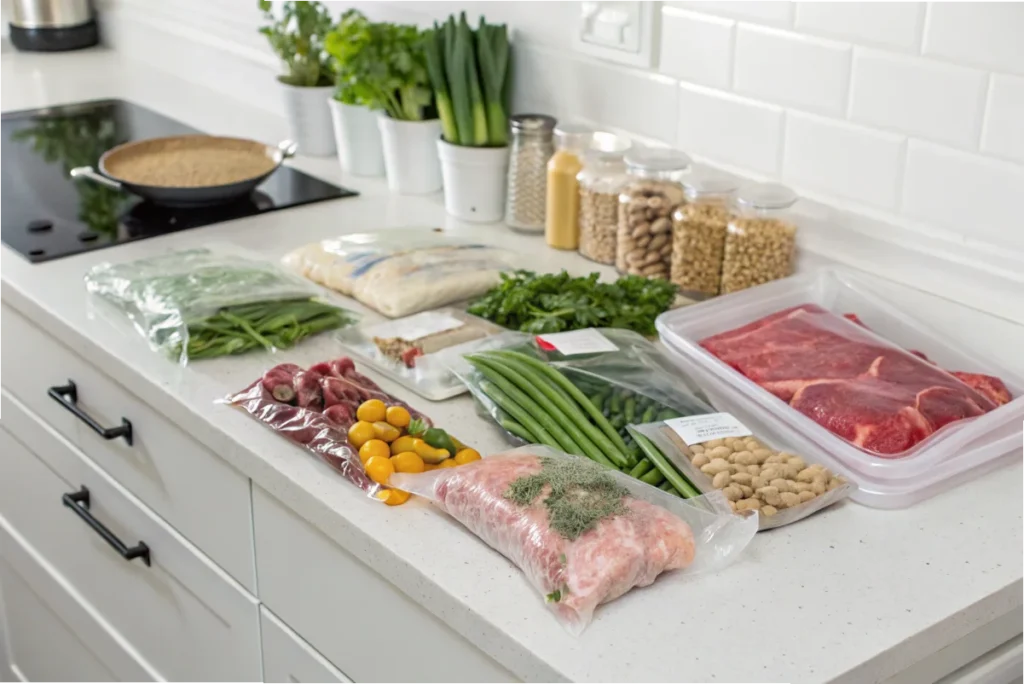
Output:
923,3,1024,76
794,2,923,52
783,113,905,210
659,8,734,89
849,49,987,149
902,141,1024,252
734,26,850,115
982,75,1024,165
676,84,783,175
671,1,793,28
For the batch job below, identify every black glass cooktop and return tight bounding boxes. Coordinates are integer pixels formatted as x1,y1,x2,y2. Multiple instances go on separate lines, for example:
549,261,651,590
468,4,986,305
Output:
1,98,356,263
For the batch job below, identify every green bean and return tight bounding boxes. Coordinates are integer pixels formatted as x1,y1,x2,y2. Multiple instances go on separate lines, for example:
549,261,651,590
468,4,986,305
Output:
624,396,636,422
490,351,632,456
630,429,701,498
628,459,653,478
467,358,588,458
478,352,629,468
478,379,558,448
500,417,536,443
609,390,623,415
640,467,665,486
656,408,680,421
640,405,657,423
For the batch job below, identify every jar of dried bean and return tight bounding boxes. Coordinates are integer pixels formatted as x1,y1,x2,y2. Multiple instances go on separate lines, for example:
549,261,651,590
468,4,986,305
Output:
577,132,631,264
720,183,798,294
505,114,556,233
615,148,690,280
670,173,739,298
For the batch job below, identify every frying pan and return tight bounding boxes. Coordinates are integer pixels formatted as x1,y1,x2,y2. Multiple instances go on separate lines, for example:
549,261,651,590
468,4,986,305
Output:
70,135,298,208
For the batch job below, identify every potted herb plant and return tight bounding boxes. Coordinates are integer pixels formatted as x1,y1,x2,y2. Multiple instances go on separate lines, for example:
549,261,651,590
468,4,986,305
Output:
324,10,384,177
425,13,511,222
362,21,441,195
258,0,336,156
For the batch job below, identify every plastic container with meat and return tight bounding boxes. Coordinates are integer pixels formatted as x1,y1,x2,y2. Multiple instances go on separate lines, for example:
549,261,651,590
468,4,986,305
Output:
655,268,1023,507
224,356,429,497
392,445,757,633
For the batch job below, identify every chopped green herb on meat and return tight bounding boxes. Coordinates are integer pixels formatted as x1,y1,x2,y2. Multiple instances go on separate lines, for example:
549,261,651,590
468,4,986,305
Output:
468,270,678,336
503,456,630,540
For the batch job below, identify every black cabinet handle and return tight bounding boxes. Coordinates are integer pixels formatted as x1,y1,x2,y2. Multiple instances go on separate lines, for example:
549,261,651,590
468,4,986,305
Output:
62,487,150,566
48,380,133,446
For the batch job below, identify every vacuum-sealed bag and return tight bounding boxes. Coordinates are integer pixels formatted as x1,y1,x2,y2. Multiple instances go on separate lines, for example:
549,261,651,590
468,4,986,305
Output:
282,229,519,317
225,356,429,496
85,248,356,363
392,445,757,633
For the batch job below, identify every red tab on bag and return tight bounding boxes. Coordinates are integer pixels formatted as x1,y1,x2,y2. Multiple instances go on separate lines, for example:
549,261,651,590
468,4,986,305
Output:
535,336,557,352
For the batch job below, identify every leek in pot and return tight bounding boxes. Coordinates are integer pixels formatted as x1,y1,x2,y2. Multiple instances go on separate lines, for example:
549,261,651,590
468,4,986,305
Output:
426,13,512,223
258,0,336,157
324,10,384,177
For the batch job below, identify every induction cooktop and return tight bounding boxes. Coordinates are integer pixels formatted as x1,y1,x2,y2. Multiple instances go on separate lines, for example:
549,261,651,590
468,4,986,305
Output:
1,98,356,263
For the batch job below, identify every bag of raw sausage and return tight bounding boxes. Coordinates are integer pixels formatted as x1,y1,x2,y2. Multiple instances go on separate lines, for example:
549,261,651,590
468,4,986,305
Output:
392,445,757,634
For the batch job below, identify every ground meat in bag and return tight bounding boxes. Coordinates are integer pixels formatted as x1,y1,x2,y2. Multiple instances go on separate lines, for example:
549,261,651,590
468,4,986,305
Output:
392,447,756,632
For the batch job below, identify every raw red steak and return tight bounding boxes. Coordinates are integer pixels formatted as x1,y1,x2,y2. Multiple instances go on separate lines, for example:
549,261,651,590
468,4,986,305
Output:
433,453,695,629
701,304,1010,456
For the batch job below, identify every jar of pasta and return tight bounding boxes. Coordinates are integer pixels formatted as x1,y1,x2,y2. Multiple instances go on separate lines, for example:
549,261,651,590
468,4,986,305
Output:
616,148,690,279
545,123,593,250
577,132,631,264
670,173,739,298
720,183,798,294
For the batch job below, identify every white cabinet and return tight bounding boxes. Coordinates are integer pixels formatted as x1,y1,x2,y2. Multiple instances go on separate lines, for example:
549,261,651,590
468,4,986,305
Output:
260,607,351,683
252,485,515,683
1,304,255,591
0,520,155,682
0,391,262,682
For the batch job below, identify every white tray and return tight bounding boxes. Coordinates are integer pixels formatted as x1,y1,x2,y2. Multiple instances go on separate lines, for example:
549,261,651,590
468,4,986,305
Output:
655,269,1023,504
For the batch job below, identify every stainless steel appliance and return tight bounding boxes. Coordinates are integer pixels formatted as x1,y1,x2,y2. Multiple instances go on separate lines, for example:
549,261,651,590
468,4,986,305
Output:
8,0,99,52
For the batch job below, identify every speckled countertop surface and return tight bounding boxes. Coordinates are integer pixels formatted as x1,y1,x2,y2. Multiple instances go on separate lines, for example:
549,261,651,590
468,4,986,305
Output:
2,48,1022,683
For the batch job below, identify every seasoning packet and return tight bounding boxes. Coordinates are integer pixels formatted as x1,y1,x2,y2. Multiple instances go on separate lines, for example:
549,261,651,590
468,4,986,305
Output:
631,417,855,530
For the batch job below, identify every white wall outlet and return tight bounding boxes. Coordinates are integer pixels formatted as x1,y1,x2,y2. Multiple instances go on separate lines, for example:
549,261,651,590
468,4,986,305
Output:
574,1,657,68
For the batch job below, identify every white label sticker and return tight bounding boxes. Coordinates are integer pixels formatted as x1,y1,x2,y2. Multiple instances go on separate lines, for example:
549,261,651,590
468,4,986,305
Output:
536,329,618,356
665,413,752,445
367,312,464,342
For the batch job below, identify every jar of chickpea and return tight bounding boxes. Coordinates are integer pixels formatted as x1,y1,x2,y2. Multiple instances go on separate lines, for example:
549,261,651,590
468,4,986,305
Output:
720,183,798,294
670,173,738,299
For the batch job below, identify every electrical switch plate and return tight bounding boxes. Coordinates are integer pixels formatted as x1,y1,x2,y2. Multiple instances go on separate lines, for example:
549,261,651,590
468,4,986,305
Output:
574,1,657,68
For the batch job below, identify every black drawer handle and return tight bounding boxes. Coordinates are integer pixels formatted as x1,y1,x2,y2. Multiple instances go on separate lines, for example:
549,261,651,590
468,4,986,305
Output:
48,380,133,446
62,487,151,566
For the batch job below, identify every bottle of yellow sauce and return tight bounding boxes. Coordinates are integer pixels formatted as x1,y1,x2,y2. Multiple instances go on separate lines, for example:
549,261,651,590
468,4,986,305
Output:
545,124,593,250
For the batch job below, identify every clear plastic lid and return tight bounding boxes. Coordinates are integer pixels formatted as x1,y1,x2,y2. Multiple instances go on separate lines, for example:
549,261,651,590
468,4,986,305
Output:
554,122,594,154
587,131,632,161
735,182,798,210
683,173,740,201
623,148,691,180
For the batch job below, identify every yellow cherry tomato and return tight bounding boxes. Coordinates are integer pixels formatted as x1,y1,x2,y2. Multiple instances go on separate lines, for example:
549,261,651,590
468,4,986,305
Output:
385,405,411,429
390,435,416,456
438,458,458,469
454,448,482,466
364,455,395,485
347,421,376,449
382,488,411,506
359,439,390,464
390,451,425,474
372,421,401,443
356,399,387,423
412,438,450,464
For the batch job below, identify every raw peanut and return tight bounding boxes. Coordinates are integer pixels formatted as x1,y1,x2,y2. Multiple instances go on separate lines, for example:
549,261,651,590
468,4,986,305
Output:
732,450,757,465
736,498,762,512
811,480,827,495
781,464,802,480
827,477,843,491
746,464,761,476
728,500,738,512
751,476,767,490
752,448,773,462
765,454,789,465
722,484,743,501
651,217,672,233
712,471,732,489
738,484,753,498
760,466,781,481
709,446,733,460
779,492,801,509
761,505,779,517
796,468,817,483
770,478,792,493
730,472,753,486
798,490,816,503
703,439,725,449
791,481,811,494
787,456,807,470
691,453,710,468
701,458,731,476
690,444,705,454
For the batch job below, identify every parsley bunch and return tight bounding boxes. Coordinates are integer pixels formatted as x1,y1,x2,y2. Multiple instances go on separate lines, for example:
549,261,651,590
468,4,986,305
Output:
467,270,678,336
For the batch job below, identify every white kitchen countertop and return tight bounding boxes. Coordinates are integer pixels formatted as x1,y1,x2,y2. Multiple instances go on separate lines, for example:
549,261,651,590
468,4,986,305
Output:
2,46,1022,683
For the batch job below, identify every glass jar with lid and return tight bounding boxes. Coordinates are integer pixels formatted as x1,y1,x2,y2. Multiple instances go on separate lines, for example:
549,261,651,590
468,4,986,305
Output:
577,132,632,264
545,123,593,249
505,114,556,233
670,173,739,298
616,148,690,279
720,182,799,294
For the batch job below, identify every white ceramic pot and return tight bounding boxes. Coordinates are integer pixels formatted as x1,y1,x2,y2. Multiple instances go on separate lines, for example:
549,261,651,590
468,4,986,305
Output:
377,115,443,194
328,99,384,177
437,140,511,223
279,81,335,157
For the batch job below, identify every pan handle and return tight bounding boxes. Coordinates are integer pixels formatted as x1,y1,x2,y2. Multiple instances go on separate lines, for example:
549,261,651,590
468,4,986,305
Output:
276,140,298,159
71,166,123,191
